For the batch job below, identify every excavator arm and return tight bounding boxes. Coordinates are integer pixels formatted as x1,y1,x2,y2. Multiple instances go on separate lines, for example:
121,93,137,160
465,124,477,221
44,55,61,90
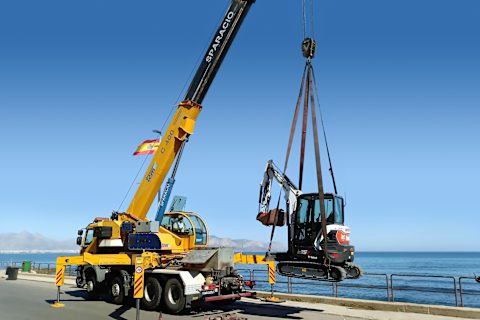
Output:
258,159,302,225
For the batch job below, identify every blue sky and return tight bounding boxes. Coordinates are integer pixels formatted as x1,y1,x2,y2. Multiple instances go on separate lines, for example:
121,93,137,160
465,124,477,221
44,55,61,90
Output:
0,0,479,251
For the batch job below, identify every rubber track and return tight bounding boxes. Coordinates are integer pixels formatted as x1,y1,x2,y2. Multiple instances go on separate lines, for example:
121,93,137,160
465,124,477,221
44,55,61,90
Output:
276,261,358,282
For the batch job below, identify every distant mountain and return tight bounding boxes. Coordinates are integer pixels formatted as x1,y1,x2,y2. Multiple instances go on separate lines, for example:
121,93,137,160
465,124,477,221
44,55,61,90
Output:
0,231,77,253
0,231,286,253
208,235,286,253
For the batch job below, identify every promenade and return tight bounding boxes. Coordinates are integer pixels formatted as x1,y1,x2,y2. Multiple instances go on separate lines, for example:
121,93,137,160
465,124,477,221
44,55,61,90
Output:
1,274,478,320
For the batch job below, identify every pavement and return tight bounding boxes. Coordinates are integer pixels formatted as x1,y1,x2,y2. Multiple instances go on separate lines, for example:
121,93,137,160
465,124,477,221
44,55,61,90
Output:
0,277,476,320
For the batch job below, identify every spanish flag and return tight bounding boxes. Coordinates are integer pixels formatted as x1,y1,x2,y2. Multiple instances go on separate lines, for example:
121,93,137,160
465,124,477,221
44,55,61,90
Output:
133,139,160,155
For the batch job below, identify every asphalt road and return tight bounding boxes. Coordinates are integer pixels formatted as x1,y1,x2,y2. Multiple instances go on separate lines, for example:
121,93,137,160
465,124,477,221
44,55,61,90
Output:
0,278,357,320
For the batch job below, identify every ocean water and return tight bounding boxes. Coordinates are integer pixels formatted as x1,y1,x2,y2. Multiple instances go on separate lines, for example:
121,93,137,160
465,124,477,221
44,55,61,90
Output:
1,251,479,308
238,252,480,308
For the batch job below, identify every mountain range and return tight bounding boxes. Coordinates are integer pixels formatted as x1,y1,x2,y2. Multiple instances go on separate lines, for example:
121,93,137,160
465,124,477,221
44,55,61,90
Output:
0,231,286,253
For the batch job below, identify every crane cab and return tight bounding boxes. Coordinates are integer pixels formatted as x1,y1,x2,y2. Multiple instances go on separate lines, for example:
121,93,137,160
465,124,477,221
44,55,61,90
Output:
159,212,209,251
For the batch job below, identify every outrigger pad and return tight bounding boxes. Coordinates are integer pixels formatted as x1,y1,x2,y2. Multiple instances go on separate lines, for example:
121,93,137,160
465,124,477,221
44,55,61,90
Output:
256,208,286,227
261,296,285,303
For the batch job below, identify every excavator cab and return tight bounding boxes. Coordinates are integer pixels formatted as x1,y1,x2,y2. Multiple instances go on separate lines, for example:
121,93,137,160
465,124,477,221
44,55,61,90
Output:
292,193,344,246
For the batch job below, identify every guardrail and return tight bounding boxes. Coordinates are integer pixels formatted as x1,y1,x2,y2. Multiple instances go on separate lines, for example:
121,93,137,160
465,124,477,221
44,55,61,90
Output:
236,267,480,308
390,274,458,306
2,261,479,308
459,276,480,307
0,261,76,276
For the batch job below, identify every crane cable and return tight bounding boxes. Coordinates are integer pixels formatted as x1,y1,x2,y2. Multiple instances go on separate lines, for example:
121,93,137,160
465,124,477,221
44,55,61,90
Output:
311,66,338,194
266,65,308,255
267,1,338,267
266,0,314,256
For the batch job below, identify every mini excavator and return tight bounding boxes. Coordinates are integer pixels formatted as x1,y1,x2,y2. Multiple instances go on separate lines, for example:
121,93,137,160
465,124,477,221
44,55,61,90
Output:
256,36,363,282
257,160,362,281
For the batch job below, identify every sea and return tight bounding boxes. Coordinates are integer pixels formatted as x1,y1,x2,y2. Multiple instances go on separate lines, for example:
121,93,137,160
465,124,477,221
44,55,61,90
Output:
1,251,479,308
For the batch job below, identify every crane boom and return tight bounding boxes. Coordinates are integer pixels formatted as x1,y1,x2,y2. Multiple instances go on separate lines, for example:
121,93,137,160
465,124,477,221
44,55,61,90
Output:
127,0,254,220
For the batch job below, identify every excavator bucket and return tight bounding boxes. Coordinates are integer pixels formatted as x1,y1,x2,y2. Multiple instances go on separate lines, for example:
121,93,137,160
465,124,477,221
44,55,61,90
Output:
256,208,286,226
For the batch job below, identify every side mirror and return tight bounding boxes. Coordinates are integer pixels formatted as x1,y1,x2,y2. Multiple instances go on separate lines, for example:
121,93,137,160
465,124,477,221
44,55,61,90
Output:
76,236,82,246
78,229,83,236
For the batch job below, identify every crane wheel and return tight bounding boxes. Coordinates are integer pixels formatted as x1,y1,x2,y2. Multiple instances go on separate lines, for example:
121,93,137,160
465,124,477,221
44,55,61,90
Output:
162,277,185,314
108,275,125,304
141,276,162,310
75,276,84,288
85,271,101,298
330,266,346,281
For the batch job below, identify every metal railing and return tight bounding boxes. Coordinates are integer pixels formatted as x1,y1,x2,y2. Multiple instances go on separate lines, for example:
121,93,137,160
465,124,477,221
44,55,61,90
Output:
390,274,458,306
2,261,479,308
1,261,76,276
236,267,480,308
459,276,480,307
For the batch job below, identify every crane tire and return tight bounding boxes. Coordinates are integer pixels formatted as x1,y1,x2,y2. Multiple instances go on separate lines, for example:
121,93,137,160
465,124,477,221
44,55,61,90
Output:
108,275,125,305
162,277,185,314
85,271,100,298
141,276,162,310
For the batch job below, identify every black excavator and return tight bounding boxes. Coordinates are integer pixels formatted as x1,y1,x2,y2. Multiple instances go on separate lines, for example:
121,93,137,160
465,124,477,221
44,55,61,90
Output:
256,31,363,281
257,160,362,281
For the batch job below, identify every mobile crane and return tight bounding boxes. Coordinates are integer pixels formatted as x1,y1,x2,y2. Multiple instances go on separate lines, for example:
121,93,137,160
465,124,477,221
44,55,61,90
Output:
54,0,256,314
258,160,363,281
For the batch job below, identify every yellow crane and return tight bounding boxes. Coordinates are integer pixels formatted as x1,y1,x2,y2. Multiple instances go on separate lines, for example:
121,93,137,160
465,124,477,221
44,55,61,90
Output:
54,0,260,314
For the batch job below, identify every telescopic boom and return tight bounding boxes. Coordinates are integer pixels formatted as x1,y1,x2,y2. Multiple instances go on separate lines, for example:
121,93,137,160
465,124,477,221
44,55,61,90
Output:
127,0,255,220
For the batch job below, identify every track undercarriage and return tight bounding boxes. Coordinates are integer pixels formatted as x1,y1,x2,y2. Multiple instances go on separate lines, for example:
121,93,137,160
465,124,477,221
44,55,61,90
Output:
276,260,363,282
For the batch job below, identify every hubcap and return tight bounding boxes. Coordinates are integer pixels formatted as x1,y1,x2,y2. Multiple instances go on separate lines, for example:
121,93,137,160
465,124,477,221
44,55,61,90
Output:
87,280,94,292
167,286,180,304
111,283,121,297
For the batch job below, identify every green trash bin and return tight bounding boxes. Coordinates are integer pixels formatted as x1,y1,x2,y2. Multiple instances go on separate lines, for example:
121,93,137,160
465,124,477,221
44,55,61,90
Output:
6,267,19,280
22,261,31,272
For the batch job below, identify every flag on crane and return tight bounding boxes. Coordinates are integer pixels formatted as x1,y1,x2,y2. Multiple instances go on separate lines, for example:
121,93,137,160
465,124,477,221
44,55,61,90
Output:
133,139,160,155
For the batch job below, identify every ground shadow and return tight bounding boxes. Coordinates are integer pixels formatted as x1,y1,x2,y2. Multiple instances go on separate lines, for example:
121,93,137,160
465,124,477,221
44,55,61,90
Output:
55,288,323,319
189,299,325,320
108,304,132,320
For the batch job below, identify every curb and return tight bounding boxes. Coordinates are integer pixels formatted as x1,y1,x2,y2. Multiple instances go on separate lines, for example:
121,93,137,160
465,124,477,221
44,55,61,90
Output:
255,291,480,319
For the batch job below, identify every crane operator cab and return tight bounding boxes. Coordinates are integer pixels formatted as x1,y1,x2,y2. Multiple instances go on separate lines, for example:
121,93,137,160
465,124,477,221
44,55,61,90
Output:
160,212,208,247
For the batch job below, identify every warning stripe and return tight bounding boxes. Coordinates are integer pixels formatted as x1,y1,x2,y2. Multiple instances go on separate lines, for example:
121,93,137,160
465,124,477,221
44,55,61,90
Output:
268,266,276,283
134,276,143,288
134,286,143,297
56,270,64,283
134,281,142,293
134,275,144,297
